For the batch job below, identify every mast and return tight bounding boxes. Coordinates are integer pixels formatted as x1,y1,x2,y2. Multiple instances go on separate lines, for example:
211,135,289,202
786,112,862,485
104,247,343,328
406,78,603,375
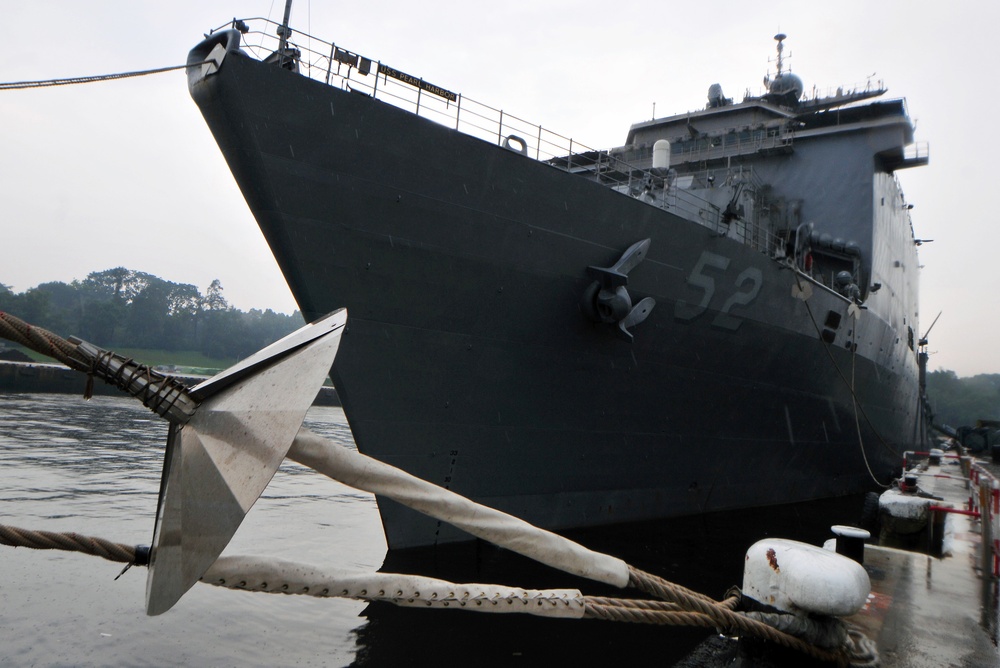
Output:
276,0,293,67
774,33,787,76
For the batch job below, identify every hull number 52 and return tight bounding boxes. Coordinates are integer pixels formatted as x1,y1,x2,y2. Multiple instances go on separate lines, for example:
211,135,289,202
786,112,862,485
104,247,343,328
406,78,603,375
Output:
674,251,762,330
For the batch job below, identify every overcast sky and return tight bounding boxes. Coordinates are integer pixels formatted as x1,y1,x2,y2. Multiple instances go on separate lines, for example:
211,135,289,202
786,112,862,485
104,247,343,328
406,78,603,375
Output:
2,1,996,376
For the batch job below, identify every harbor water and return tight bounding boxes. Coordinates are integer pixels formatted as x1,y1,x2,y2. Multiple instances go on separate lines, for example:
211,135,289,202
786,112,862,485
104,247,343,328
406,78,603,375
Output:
0,393,868,666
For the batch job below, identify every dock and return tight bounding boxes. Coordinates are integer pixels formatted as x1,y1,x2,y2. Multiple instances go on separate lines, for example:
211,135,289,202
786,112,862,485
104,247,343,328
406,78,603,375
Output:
847,453,1000,667
672,451,1000,667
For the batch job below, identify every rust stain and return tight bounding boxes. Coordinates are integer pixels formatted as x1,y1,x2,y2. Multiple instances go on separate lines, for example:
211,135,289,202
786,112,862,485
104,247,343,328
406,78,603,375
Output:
766,548,780,573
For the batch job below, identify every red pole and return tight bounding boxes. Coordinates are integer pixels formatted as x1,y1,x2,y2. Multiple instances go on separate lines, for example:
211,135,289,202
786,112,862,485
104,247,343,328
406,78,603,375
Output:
929,505,981,518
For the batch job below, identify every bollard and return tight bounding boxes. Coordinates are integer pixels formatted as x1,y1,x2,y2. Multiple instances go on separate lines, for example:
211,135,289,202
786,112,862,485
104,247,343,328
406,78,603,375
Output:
831,525,870,565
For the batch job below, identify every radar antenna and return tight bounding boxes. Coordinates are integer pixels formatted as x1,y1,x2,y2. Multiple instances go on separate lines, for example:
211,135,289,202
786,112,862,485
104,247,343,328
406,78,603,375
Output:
774,33,788,76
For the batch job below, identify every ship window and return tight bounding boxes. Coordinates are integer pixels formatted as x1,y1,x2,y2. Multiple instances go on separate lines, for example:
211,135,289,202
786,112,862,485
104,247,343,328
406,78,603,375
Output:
824,311,842,330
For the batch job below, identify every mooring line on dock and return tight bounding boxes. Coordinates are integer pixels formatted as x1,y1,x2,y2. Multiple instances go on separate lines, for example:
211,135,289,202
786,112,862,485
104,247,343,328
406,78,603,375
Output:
0,520,855,664
283,426,849,662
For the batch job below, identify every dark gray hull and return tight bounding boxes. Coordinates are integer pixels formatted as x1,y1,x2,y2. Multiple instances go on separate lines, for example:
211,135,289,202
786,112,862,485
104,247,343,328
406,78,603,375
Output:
189,39,918,548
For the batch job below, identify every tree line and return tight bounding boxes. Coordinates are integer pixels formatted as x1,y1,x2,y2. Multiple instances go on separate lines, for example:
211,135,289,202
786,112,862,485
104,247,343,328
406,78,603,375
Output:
926,369,1000,430
0,268,301,361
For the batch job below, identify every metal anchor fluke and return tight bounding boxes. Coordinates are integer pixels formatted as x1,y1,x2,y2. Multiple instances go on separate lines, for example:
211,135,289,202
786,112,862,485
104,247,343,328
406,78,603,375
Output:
144,309,347,616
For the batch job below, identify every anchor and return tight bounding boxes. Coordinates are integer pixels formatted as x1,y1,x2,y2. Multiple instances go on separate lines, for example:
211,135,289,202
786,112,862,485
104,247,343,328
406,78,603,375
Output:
581,238,655,340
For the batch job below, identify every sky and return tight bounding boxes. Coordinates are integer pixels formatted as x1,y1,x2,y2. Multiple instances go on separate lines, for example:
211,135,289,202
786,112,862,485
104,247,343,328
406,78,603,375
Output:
1,1,996,376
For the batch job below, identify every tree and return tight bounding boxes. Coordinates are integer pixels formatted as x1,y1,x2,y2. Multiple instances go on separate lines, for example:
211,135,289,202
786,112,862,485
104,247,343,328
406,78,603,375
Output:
2,269,302,361
0,283,15,312
10,288,51,327
32,281,82,334
126,277,173,348
168,283,203,317
926,369,1000,428
80,267,131,302
204,279,229,311
77,298,125,346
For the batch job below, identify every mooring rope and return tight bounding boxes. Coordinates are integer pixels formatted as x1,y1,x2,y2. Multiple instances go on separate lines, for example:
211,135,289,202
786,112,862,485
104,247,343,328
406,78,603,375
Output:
626,566,845,664
0,523,140,565
0,521,860,663
0,311,89,372
0,311,196,418
790,271,896,488
0,61,214,90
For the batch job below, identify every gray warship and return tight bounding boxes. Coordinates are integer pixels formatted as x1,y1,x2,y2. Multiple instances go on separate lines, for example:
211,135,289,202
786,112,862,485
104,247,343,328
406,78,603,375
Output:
187,20,930,549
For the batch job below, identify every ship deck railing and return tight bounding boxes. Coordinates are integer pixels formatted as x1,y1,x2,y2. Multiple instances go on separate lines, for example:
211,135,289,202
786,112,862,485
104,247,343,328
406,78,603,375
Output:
228,19,610,164
224,18,785,259
616,128,796,167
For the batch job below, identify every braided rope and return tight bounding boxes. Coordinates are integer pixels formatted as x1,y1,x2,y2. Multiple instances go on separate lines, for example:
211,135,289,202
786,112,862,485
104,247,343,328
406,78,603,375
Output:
585,596,682,612
0,523,860,664
628,567,846,665
0,311,196,415
0,61,212,90
584,601,718,627
0,311,88,372
0,524,137,564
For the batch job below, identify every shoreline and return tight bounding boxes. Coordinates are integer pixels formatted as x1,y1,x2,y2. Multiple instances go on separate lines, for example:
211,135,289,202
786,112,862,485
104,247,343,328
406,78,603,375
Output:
0,360,340,406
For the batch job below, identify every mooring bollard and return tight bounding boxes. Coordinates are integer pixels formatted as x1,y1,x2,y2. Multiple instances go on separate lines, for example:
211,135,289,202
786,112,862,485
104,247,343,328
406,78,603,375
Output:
830,525,870,565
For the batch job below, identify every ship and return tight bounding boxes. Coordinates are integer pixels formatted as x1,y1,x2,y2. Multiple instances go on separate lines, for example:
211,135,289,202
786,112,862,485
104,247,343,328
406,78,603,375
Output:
186,19,930,549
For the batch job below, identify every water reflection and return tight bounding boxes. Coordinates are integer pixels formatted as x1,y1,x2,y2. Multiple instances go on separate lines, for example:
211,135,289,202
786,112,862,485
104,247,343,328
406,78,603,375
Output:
0,393,384,666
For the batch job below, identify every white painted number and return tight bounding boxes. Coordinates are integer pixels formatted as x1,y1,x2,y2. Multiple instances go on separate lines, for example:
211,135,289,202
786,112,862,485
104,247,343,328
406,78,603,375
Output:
713,267,763,330
674,251,763,330
674,251,729,320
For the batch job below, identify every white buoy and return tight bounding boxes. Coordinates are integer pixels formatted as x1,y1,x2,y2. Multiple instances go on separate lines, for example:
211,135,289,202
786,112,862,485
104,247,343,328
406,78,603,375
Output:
743,538,870,617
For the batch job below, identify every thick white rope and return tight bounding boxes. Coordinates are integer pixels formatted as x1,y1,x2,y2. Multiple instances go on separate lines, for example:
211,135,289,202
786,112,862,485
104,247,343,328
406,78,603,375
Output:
202,556,586,618
287,428,631,588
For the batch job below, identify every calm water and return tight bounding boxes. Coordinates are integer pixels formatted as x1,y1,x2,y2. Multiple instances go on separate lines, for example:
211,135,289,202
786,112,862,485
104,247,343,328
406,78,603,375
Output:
0,393,867,666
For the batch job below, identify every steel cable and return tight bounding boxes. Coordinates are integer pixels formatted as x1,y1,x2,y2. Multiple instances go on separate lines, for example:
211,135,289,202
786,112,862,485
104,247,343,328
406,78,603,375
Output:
0,61,213,90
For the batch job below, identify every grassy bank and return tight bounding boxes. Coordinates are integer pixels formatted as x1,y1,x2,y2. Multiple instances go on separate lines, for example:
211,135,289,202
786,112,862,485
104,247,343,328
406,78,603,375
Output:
5,344,235,371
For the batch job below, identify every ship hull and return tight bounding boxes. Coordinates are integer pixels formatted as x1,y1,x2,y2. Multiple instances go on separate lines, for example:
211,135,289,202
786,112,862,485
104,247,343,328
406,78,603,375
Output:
190,45,917,548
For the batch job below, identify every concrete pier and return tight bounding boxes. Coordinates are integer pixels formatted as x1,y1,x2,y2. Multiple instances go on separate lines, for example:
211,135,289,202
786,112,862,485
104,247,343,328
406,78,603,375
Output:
847,457,1000,667
674,452,1000,667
